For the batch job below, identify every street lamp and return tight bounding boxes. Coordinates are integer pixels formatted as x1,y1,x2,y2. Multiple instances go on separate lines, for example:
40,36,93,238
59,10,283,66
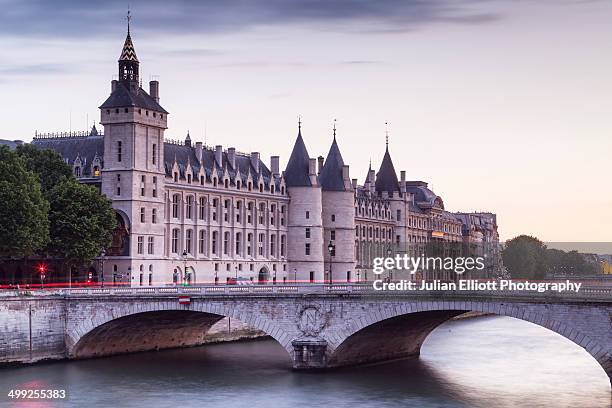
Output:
327,240,335,285
293,268,297,284
214,269,218,285
182,249,188,286
100,248,106,288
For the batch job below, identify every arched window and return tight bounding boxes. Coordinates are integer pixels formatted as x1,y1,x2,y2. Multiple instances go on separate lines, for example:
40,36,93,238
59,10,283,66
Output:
186,229,193,254
199,229,206,255
186,196,194,219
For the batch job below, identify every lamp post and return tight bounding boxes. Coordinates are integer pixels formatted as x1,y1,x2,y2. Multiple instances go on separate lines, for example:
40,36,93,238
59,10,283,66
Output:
235,264,238,280
100,249,106,288
38,265,46,289
214,270,218,285
327,241,335,286
182,249,188,286
293,268,297,284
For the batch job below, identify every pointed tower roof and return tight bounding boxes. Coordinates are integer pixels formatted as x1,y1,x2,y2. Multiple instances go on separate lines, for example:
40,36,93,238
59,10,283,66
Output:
364,160,372,184
375,141,400,193
284,120,313,187
119,11,138,62
319,126,347,191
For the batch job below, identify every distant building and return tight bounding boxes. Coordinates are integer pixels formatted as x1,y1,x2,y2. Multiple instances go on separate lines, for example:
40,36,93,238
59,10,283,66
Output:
0,139,24,150
30,21,500,286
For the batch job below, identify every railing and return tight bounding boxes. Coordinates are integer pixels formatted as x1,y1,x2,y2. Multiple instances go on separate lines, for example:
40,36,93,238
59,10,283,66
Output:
2,283,610,302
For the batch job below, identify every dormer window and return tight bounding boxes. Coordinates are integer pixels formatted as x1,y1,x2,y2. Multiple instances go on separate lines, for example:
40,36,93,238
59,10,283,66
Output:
74,167,81,177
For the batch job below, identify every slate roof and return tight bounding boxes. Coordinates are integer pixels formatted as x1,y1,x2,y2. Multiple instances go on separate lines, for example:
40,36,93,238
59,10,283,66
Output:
405,181,444,209
284,128,313,187
32,127,104,178
99,81,168,114
375,147,400,192
164,142,280,190
319,137,347,191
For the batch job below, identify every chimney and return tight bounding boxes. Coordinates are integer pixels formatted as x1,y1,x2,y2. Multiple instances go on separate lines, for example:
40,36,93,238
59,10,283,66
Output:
227,148,236,169
250,152,260,173
195,142,203,163
308,158,317,175
317,156,324,175
111,79,118,92
352,178,358,189
342,165,350,181
368,169,376,192
271,156,280,176
400,170,406,193
149,80,159,102
215,145,223,167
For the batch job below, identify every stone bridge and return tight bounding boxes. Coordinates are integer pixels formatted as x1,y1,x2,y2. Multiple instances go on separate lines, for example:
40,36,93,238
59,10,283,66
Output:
1,284,610,384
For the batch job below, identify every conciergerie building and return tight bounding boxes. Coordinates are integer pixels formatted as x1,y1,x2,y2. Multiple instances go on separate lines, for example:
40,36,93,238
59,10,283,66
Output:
31,22,500,286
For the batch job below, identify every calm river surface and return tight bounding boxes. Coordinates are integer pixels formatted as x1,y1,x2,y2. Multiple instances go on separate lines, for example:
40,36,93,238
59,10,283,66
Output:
1,316,610,408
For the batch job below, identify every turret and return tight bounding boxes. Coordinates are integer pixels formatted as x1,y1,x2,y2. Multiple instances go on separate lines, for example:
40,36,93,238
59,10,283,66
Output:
284,119,324,282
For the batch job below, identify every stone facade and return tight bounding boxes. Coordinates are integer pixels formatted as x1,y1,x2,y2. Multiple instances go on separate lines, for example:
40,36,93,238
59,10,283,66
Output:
30,23,500,286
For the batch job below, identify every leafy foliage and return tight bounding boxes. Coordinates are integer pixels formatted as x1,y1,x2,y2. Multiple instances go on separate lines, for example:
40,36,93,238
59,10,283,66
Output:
0,146,50,257
502,235,600,278
16,144,73,194
47,177,116,264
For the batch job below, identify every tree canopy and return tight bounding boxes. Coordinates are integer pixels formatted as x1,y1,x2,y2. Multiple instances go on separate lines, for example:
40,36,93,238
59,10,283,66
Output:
502,235,600,278
47,177,116,264
16,143,73,194
0,146,50,257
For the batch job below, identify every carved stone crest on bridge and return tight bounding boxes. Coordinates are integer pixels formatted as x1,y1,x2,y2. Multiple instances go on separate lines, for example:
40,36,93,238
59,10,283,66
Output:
297,305,328,337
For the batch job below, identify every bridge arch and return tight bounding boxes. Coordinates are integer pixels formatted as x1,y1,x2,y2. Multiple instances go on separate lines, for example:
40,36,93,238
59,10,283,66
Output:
66,300,295,359
326,300,611,381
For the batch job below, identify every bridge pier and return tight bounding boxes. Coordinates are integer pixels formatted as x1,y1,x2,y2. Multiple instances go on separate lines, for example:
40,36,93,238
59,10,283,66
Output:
292,338,328,369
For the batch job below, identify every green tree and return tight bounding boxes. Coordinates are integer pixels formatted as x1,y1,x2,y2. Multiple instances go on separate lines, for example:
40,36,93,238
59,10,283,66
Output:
501,235,548,279
47,177,116,279
0,146,50,257
16,144,73,194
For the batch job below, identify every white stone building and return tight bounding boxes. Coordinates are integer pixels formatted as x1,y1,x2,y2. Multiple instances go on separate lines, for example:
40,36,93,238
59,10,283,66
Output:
32,23,500,286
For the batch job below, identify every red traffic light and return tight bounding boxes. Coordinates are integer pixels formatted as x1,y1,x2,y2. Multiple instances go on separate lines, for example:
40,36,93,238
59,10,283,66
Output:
37,263,47,274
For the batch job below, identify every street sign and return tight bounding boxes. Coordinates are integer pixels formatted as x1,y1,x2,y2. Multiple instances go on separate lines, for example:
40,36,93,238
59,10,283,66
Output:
178,296,191,305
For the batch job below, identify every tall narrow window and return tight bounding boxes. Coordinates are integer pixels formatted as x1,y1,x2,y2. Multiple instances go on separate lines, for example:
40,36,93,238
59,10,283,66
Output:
152,208,157,224
212,231,218,255
199,230,206,255
186,229,193,254
224,232,230,255
171,229,179,253
199,197,206,220
270,234,276,257
140,207,145,223
305,243,311,256
152,143,157,164
137,236,144,254
281,235,286,257
147,237,154,254
236,232,241,255
140,175,145,196
117,141,122,162
186,196,193,219
152,176,157,197
172,194,180,218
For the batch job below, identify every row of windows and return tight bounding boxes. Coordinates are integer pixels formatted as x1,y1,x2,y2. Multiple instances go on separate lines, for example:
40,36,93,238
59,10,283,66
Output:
171,194,286,226
170,228,287,258
136,236,155,254
356,225,394,240
355,205,393,220
106,107,164,119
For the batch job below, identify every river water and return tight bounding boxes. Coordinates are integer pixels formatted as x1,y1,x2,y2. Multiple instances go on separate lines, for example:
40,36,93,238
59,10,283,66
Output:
1,316,609,408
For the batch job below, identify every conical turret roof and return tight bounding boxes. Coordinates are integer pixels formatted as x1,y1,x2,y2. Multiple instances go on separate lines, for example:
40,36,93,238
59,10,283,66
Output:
319,136,347,191
284,126,313,187
375,146,400,192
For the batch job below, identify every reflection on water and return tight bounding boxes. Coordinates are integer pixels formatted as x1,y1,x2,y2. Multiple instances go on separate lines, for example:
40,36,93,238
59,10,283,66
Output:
1,316,609,408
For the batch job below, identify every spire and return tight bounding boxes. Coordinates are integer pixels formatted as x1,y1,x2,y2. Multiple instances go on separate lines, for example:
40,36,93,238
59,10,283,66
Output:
319,130,347,191
375,125,400,193
118,9,139,83
298,115,302,136
385,121,389,150
333,118,337,140
284,121,313,187
185,131,191,147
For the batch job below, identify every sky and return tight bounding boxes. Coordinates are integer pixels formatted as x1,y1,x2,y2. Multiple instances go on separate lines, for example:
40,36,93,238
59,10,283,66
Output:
0,0,610,242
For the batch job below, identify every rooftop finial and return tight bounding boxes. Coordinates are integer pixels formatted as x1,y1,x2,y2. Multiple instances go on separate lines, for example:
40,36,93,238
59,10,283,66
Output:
333,118,337,140
385,121,389,149
127,6,132,34
298,115,302,132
